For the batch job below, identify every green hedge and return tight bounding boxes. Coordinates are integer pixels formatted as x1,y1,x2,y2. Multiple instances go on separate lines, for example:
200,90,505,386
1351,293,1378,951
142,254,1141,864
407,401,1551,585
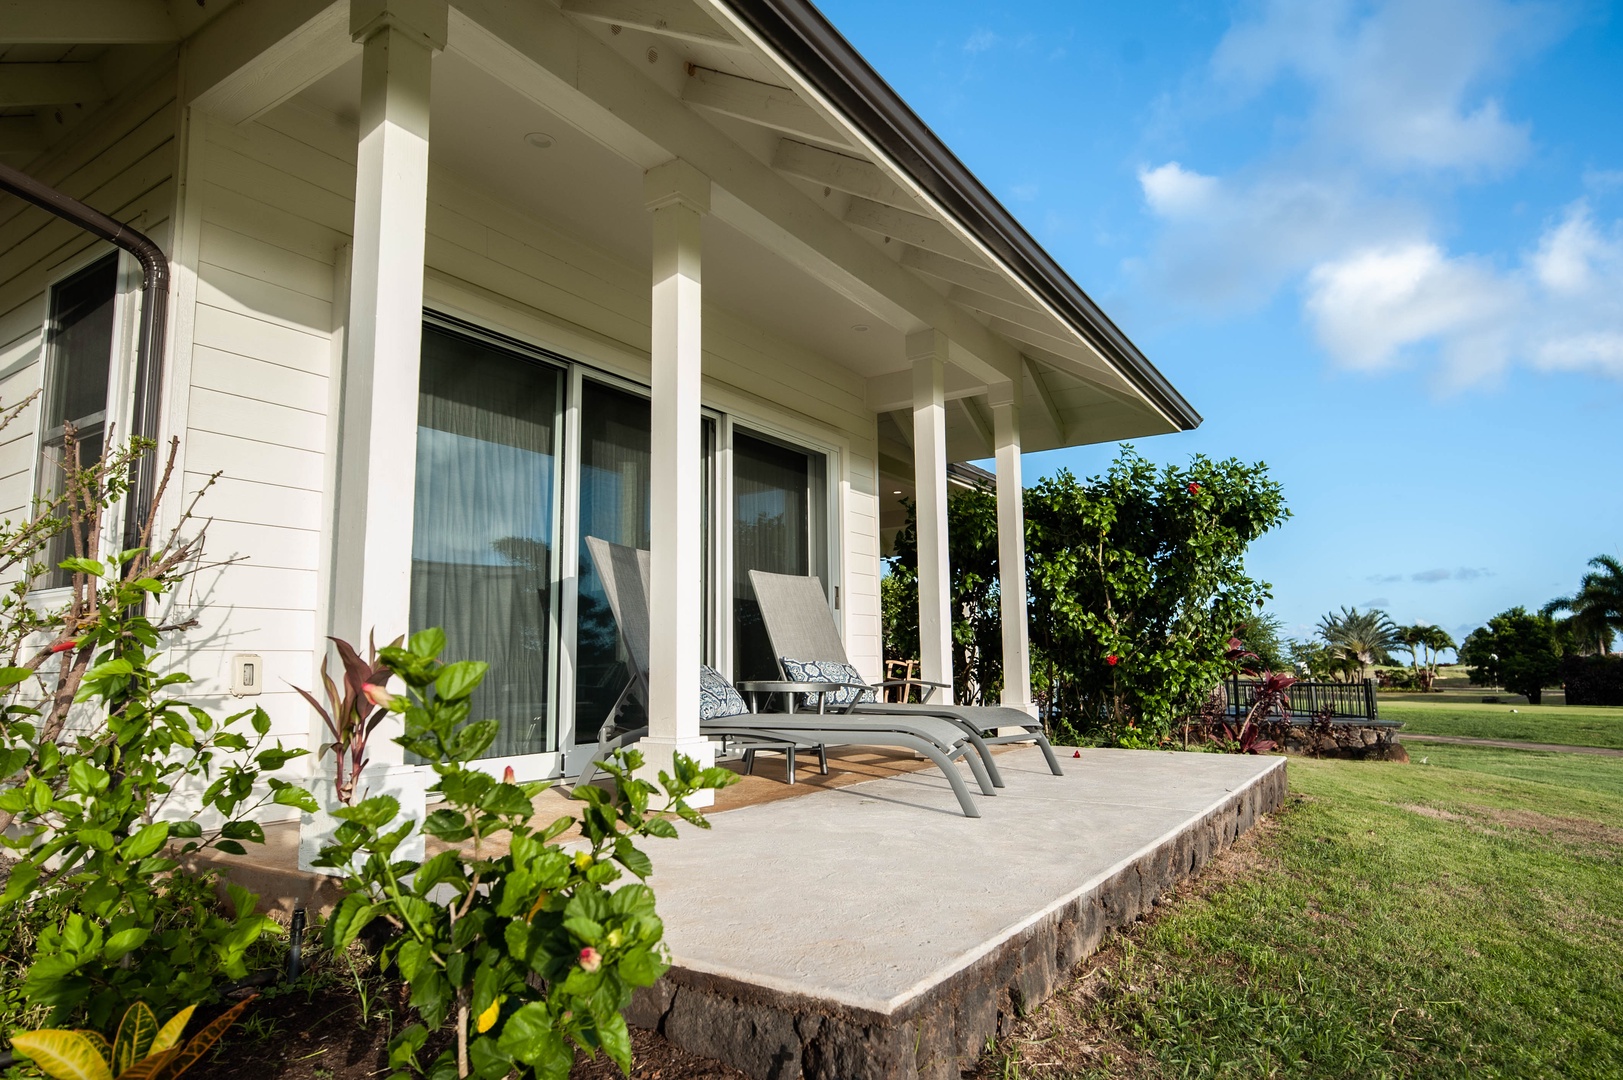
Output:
1561,654,1623,706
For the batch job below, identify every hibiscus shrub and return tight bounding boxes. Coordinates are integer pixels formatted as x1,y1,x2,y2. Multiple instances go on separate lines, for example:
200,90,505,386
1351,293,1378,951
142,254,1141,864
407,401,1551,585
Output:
317,629,735,1080
886,447,1289,742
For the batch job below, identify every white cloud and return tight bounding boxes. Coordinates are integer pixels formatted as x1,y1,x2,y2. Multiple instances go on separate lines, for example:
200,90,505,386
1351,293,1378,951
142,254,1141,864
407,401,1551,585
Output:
1138,163,1218,217
1129,0,1621,388
1532,202,1609,291
1298,202,1623,385
1304,242,1521,375
1213,0,1538,173
1135,165,1424,310
1537,332,1623,377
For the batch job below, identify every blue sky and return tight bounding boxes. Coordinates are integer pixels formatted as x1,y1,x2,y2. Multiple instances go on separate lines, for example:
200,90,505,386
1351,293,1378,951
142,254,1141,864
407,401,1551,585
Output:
821,0,1623,648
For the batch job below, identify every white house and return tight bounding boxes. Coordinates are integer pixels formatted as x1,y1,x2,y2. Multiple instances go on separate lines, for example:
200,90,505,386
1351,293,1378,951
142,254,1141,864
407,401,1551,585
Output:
0,0,1198,812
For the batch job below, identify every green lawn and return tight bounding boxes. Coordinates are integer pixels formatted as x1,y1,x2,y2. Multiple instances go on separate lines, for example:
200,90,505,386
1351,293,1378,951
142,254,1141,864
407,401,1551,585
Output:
1383,699,1623,750
980,746,1623,1078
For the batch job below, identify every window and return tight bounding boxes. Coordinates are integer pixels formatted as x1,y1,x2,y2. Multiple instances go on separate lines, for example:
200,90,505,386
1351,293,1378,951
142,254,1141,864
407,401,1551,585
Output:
732,429,829,682
407,317,833,772
410,325,564,760
36,254,119,590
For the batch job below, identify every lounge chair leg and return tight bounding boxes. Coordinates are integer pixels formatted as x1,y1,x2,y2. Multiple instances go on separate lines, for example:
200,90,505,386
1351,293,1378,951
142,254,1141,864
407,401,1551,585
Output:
961,731,1002,792
817,745,828,775
786,746,796,784
574,724,648,789
1033,731,1065,776
744,748,756,775
959,739,998,796
892,734,980,818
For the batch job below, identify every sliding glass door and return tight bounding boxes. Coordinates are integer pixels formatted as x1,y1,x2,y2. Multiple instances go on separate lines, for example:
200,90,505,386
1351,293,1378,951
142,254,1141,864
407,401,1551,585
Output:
409,319,833,776
411,325,562,760
573,379,652,744
732,429,828,682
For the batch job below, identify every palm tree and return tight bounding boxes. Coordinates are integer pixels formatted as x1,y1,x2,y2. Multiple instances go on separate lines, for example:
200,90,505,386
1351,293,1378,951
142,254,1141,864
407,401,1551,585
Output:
1418,625,1456,690
1398,624,1427,679
1316,606,1403,682
1543,555,1623,655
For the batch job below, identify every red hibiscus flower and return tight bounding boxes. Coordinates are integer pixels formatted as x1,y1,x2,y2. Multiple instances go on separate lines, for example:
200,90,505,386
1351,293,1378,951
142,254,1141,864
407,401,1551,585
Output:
1106,654,1119,666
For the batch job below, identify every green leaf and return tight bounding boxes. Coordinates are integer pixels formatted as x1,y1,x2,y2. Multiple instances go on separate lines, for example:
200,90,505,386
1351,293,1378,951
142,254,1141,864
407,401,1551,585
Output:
497,1003,564,1066
434,660,489,702
0,665,32,687
79,828,116,851
219,820,266,844
0,859,39,906
272,785,319,813
612,836,653,879
334,795,400,829
119,822,169,860
451,719,500,761
56,556,105,577
421,808,473,843
327,893,380,949
214,840,247,856
103,927,151,963
597,1011,633,1076
408,627,447,659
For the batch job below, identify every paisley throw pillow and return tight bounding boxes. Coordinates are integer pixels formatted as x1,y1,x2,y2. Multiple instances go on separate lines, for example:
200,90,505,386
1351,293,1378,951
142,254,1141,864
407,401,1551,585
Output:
699,665,749,720
779,657,877,709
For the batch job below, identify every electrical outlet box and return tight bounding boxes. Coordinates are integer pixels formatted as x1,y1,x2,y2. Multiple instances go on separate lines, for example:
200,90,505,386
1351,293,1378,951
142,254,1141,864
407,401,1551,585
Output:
231,654,264,696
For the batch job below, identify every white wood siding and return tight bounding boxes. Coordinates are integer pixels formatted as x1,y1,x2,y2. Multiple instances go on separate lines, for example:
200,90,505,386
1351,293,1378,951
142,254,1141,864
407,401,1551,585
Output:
0,74,179,564
2,88,886,775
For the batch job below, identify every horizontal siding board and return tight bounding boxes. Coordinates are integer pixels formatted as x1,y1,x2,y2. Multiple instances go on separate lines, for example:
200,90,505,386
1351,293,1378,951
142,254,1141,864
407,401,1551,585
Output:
196,260,332,337
187,386,326,454
202,141,353,235
183,472,324,532
199,181,347,267
199,220,335,300
184,429,326,493
187,562,319,612
190,344,329,414
191,303,331,376
199,518,322,573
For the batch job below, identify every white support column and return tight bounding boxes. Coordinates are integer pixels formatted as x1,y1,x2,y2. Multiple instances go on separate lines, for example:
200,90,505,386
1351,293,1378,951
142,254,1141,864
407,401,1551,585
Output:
305,0,444,870
909,330,953,698
331,1,441,739
990,382,1034,716
641,159,716,803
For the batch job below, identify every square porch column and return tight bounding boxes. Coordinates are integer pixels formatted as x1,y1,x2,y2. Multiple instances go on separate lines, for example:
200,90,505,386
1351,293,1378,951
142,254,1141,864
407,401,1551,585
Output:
641,159,716,804
990,382,1034,716
909,330,953,696
304,0,444,870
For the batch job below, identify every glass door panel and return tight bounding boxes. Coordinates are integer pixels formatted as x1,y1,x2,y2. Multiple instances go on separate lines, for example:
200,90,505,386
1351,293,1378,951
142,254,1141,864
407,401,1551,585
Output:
411,324,562,759
573,379,652,743
732,430,827,681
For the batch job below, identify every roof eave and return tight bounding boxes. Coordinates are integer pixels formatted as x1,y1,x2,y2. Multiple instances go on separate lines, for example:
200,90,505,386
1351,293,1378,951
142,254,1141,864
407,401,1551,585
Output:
723,0,1202,432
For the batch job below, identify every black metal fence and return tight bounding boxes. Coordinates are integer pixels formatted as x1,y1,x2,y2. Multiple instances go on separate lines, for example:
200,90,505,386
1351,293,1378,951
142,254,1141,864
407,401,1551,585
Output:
1227,675,1379,723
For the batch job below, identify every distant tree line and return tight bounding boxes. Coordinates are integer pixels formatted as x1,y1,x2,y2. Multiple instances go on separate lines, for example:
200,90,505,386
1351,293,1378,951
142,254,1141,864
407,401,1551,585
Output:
1456,555,1623,705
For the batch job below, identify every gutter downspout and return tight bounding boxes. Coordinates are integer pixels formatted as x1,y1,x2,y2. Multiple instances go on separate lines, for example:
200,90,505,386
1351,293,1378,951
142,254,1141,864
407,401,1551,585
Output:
0,161,170,552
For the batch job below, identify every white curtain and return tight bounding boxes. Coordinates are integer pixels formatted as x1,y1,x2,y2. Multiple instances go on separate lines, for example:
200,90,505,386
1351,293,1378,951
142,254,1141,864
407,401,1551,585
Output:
732,431,813,681
411,326,560,760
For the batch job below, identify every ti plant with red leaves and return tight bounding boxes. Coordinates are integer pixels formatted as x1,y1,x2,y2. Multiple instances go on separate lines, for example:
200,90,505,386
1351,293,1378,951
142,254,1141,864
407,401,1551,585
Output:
1215,636,1293,754
293,634,402,806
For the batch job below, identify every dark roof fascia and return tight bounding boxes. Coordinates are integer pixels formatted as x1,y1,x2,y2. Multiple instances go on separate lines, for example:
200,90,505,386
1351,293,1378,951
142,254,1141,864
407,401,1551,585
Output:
723,0,1202,431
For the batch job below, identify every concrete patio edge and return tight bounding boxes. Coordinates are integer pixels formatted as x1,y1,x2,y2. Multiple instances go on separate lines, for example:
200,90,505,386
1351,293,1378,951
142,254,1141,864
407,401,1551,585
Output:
627,755,1288,1080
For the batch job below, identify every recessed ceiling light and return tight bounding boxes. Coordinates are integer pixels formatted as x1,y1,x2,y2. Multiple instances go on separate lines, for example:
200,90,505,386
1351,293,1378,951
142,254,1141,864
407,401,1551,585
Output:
852,323,869,333
892,490,902,495
524,132,555,150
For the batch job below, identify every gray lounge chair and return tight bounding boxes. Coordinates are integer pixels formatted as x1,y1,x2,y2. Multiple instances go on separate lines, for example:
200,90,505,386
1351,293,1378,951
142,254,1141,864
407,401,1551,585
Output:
575,537,1000,817
747,569,1065,782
